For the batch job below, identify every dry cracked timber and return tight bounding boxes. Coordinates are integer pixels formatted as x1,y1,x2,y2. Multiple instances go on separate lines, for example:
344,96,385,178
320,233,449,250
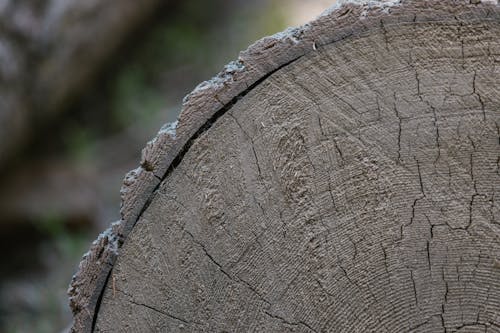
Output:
69,0,500,332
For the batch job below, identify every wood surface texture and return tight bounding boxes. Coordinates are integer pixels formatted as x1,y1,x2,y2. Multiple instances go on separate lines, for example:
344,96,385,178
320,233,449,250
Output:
69,1,500,332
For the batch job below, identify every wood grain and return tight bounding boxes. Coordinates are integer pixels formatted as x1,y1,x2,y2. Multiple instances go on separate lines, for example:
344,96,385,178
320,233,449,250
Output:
69,1,500,332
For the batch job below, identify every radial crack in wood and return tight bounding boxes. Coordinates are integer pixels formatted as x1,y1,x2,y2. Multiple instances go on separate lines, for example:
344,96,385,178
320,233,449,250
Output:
69,1,500,332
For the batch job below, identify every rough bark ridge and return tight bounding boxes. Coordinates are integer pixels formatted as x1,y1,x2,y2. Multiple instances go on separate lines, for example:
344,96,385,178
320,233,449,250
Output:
69,0,500,332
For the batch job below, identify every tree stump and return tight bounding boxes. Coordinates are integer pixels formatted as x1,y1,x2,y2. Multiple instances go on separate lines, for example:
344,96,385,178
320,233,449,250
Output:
69,1,500,332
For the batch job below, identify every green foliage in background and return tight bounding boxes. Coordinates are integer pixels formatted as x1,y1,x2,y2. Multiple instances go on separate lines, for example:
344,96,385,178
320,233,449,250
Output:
110,0,287,128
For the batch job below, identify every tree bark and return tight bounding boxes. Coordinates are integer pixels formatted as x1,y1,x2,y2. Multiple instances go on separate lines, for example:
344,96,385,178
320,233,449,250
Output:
69,1,500,332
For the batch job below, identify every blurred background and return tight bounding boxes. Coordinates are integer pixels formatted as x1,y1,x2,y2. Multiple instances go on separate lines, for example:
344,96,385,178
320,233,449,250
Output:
0,0,333,332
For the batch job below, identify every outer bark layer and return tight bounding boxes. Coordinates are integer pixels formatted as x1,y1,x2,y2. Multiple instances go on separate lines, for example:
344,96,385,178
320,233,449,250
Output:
69,1,500,332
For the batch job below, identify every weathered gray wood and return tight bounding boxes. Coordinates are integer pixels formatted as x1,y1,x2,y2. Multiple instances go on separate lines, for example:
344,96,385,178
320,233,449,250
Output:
69,1,500,332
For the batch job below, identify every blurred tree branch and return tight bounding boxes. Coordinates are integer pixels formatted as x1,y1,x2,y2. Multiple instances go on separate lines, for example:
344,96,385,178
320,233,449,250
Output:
0,0,163,167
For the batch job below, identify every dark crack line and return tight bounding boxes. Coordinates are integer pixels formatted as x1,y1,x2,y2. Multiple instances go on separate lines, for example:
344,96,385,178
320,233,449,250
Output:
184,230,232,279
380,19,390,51
129,300,190,325
393,92,403,163
382,245,390,275
399,159,426,241
410,269,419,308
263,310,319,333
228,228,265,268
410,318,430,332
426,240,432,272
228,113,263,177
318,114,327,137
333,138,345,164
428,102,441,165
184,229,271,306
91,266,113,332
415,69,422,100
455,15,466,71
338,264,379,304
467,151,479,231
116,289,195,325
473,70,487,121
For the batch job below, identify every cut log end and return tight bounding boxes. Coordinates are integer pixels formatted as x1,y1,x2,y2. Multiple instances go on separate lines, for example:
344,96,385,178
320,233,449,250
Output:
70,1,500,332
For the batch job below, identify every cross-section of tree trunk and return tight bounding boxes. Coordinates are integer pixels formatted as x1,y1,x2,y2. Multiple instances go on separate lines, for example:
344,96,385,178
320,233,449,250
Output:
69,1,500,332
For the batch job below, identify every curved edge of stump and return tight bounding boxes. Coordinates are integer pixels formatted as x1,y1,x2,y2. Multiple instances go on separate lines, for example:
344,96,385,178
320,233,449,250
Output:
67,1,500,331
